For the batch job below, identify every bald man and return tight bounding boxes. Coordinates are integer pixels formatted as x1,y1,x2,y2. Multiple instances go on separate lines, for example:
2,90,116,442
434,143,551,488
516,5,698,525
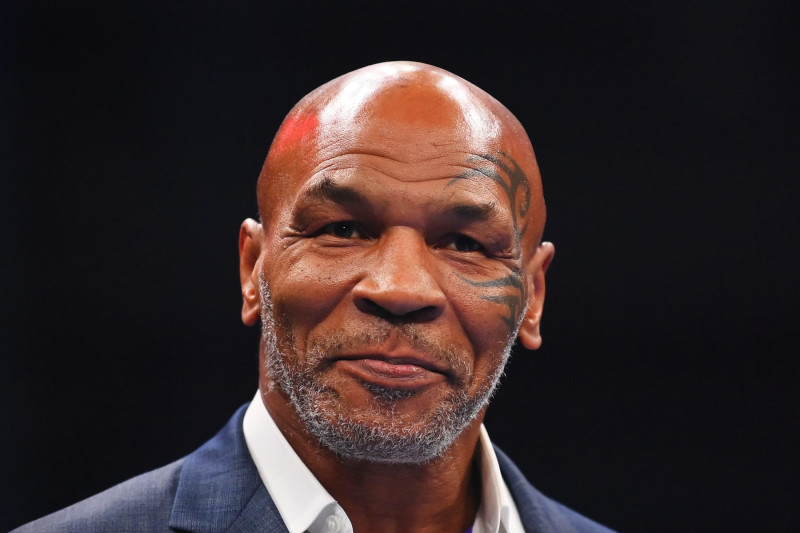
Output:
15,62,613,533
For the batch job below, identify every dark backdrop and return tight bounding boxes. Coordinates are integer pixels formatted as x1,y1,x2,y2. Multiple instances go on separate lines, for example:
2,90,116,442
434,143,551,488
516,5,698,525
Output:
4,1,798,531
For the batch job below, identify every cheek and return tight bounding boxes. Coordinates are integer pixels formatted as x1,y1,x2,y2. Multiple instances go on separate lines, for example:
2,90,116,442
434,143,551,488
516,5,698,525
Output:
266,253,357,341
444,274,517,377
446,270,516,334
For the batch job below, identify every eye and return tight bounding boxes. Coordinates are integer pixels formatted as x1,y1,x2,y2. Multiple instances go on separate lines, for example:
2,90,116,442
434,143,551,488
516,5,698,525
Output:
442,234,484,253
319,221,362,239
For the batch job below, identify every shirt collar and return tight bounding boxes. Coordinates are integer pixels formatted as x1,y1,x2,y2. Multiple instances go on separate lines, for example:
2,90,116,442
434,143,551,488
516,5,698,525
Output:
243,391,348,533
474,424,525,533
243,391,523,533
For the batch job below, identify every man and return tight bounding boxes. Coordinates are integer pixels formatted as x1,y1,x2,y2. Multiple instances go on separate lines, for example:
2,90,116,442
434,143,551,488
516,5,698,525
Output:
15,62,613,532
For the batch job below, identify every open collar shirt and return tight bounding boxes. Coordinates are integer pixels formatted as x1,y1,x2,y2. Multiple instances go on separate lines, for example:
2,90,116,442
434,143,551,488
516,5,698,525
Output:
243,392,525,533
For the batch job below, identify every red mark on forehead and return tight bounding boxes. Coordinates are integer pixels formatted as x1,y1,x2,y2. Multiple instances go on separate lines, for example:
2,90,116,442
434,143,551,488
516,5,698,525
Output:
272,112,319,155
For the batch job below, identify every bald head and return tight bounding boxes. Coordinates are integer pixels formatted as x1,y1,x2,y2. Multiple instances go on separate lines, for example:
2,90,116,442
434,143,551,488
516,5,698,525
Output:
257,61,546,248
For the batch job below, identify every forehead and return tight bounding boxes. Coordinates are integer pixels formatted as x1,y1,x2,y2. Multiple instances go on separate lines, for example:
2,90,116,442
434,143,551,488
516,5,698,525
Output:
303,79,515,185
291,120,518,210
313,120,502,176
295,159,511,215
256,69,546,267
269,107,532,229
260,74,544,246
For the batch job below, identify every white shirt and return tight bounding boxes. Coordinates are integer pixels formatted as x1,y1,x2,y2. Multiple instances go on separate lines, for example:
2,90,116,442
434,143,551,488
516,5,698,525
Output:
243,392,525,533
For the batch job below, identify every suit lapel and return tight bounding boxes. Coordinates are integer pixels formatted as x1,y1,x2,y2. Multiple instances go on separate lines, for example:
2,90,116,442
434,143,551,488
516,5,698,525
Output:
169,404,289,532
224,484,289,533
495,446,580,533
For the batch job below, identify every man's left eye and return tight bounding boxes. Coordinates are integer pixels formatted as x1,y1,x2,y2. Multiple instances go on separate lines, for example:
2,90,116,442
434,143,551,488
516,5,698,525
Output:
320,221,361,239
443,234,483,253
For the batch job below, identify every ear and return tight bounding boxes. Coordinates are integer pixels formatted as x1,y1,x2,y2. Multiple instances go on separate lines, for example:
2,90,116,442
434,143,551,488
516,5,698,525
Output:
239,218,265,326
517,242,555,350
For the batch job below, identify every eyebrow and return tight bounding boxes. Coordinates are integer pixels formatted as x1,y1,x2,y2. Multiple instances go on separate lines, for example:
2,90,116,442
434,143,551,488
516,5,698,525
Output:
298,175,502,224
300,176,368,207
449,202,500,223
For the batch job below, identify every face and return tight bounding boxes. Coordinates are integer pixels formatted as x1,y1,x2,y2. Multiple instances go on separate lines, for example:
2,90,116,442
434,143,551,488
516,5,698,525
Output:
242,70,552,464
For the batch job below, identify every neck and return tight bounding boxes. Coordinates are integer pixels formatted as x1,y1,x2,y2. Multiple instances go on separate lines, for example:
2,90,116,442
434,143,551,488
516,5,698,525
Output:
261,385,485,533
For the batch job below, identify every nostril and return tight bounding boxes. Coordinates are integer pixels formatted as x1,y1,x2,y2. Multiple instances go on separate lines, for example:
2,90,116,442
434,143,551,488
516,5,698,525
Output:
355,298,384,316
355,297,442,322
406,305,442,322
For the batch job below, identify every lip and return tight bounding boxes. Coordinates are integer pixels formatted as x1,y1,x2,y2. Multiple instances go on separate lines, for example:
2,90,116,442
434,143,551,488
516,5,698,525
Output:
333,354,448,390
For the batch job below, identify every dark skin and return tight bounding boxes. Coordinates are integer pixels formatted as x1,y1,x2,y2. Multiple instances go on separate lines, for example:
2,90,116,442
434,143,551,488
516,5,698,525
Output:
238,62,554,533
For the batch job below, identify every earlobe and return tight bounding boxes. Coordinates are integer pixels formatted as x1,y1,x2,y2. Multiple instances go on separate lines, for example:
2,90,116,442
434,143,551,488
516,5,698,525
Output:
518,242,555,351
239,218,265,326
518,312,543,350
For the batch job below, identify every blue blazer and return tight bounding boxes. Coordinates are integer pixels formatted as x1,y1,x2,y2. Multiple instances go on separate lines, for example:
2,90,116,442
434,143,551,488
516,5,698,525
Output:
14,405,613,532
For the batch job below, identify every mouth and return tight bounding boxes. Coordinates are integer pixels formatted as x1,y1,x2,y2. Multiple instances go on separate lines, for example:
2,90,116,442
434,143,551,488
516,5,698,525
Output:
332,354,449,390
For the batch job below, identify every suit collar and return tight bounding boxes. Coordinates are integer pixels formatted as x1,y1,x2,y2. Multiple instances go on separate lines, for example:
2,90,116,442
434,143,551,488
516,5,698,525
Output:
169,404,288,533
495,445,581,533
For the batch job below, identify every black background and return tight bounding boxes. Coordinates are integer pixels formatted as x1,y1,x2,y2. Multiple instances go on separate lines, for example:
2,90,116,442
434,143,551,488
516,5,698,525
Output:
3,1,799,531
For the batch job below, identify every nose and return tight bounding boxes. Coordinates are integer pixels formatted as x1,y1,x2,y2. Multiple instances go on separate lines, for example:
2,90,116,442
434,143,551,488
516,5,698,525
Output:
352,228,447,321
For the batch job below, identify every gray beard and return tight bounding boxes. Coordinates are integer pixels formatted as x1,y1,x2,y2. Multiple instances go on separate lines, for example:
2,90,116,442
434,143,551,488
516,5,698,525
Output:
259,276,519,464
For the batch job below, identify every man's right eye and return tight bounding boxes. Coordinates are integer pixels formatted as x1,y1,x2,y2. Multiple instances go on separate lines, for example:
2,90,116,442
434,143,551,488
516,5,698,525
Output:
319,221,361,239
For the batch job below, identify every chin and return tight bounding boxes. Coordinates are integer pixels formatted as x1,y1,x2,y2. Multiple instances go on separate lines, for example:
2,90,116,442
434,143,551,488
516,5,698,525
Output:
291,382,487,464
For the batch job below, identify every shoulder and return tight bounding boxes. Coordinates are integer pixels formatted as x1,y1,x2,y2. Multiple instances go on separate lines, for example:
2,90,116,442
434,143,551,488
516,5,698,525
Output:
11,459,184,533
494,446,616,533
12,404,261,533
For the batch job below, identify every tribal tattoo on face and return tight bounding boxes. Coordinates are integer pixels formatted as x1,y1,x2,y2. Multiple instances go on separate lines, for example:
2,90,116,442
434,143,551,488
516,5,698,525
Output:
449,152,532,333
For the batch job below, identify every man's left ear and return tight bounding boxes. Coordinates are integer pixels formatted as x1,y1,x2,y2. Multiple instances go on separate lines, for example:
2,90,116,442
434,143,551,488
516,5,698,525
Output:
517,242,555,350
